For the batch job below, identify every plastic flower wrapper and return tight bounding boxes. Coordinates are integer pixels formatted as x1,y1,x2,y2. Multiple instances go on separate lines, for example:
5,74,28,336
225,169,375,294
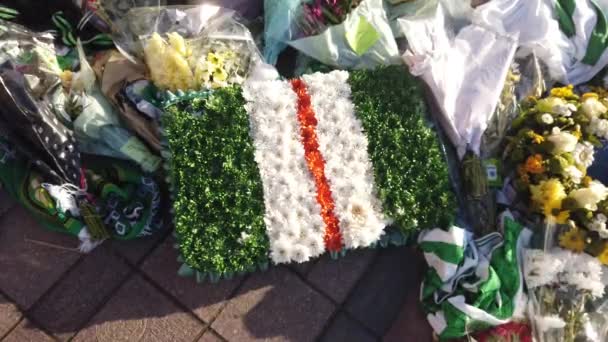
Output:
264,0,399,69
524,237,608,342
51,41,161,173
0,19,84,186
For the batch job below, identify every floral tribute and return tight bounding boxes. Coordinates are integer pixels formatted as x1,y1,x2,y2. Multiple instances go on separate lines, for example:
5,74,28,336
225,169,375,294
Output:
504,86,608,263
162,66,455,281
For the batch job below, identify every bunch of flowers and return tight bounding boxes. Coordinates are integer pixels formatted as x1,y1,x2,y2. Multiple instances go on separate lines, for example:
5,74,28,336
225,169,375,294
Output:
162,66,455,281
144,32,251,91
504,86,608,263
524,248,606,342
297,0,362,37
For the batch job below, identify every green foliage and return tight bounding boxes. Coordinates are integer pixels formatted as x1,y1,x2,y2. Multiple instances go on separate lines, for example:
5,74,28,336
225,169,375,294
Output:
348,66,456,231
162,87,269,276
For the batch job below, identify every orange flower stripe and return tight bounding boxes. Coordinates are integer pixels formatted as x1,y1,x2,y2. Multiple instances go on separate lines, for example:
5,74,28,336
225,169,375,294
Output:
290,79,343,252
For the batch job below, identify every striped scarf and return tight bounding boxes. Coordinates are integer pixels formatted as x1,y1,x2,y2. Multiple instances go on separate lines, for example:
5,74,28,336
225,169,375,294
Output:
419,212,531,340
555,0,608,66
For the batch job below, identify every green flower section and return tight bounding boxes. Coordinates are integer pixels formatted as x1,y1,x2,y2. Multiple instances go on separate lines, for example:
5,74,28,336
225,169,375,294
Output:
348,66,456,232
162,87,269,277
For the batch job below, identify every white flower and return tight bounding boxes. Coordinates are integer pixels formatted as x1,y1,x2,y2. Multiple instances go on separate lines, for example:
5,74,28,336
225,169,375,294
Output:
569,180,608,211
573,141,595,168
540,113,554,124
581,96,607,119
524,249,563,288
588,214,608,239
270,238,292,264
564,165,583,184
589,117,608,140
561,252,605,298
546,127,578,154
535,315,566,332
290,245,311,263
553,102,577,117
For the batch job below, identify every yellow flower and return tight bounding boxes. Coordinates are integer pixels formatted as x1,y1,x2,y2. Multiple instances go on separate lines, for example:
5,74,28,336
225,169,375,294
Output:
530,178,568,223
598,243,608,265
207,52,223,67
582,92,599,101
526,130,545,144
525,154,545,174
550,85,575,99
572,129,582,140
559,227,586,253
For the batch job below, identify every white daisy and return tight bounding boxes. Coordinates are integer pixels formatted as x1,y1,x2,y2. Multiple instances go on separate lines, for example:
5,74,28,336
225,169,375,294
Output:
573,141,595,168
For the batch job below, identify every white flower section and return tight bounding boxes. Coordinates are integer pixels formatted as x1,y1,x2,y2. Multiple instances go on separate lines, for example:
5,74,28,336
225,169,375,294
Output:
301,71,389,248
243,78,326,264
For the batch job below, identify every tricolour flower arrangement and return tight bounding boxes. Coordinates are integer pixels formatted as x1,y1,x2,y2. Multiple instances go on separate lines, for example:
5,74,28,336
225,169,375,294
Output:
162,66,455,281
504,86,608,263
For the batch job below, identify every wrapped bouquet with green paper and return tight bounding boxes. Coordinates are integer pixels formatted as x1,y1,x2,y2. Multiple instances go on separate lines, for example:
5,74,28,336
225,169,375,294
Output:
161,64,456,281
263,0,399,68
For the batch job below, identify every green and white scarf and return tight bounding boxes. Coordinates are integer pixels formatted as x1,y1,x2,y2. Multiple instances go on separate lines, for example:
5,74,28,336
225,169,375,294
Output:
418,212,531,339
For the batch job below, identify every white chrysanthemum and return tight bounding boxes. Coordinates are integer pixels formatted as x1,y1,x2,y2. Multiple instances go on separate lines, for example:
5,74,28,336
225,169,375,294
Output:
573,141,595,168
291,245,312,263
561,252,605,298
524,249,563,288
305,235,325,255
535,315,566,332
540,113,554,124
588,213,608,239
270,237,292,264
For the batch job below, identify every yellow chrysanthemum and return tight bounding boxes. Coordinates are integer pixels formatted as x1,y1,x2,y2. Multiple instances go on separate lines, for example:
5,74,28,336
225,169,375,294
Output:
524,154,545,174
530,132,545,144
530,178,569,222
559,227,586,253
550,85,575,99
598,243,608,265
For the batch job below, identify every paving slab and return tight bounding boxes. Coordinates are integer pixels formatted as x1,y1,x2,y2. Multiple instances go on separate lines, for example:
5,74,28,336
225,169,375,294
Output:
197,329,225,342
29,246,132,340
141,237,244,322
212,267,335,342
307,248,376,303
0,190,15,217
319,312,377,342
345,246,426,336
0,206,81,309
0,294,21,338
72,275,204,342
2,319,55,342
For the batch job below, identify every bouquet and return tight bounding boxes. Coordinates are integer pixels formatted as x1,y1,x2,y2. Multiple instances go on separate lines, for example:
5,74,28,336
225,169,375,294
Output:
263,0,399,68
504,86,608,264
161,65,455,281
524,247,607,342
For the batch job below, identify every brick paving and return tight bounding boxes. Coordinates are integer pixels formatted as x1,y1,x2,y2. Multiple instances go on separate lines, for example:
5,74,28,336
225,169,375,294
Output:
0,191,431,341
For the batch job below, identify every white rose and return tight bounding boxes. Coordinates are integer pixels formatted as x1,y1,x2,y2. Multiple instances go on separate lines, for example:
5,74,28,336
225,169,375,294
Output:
565,165,583,184
569,180,608,211
573,142,595,168
582,97,607,119
547,127,578,154
540,113,554,124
